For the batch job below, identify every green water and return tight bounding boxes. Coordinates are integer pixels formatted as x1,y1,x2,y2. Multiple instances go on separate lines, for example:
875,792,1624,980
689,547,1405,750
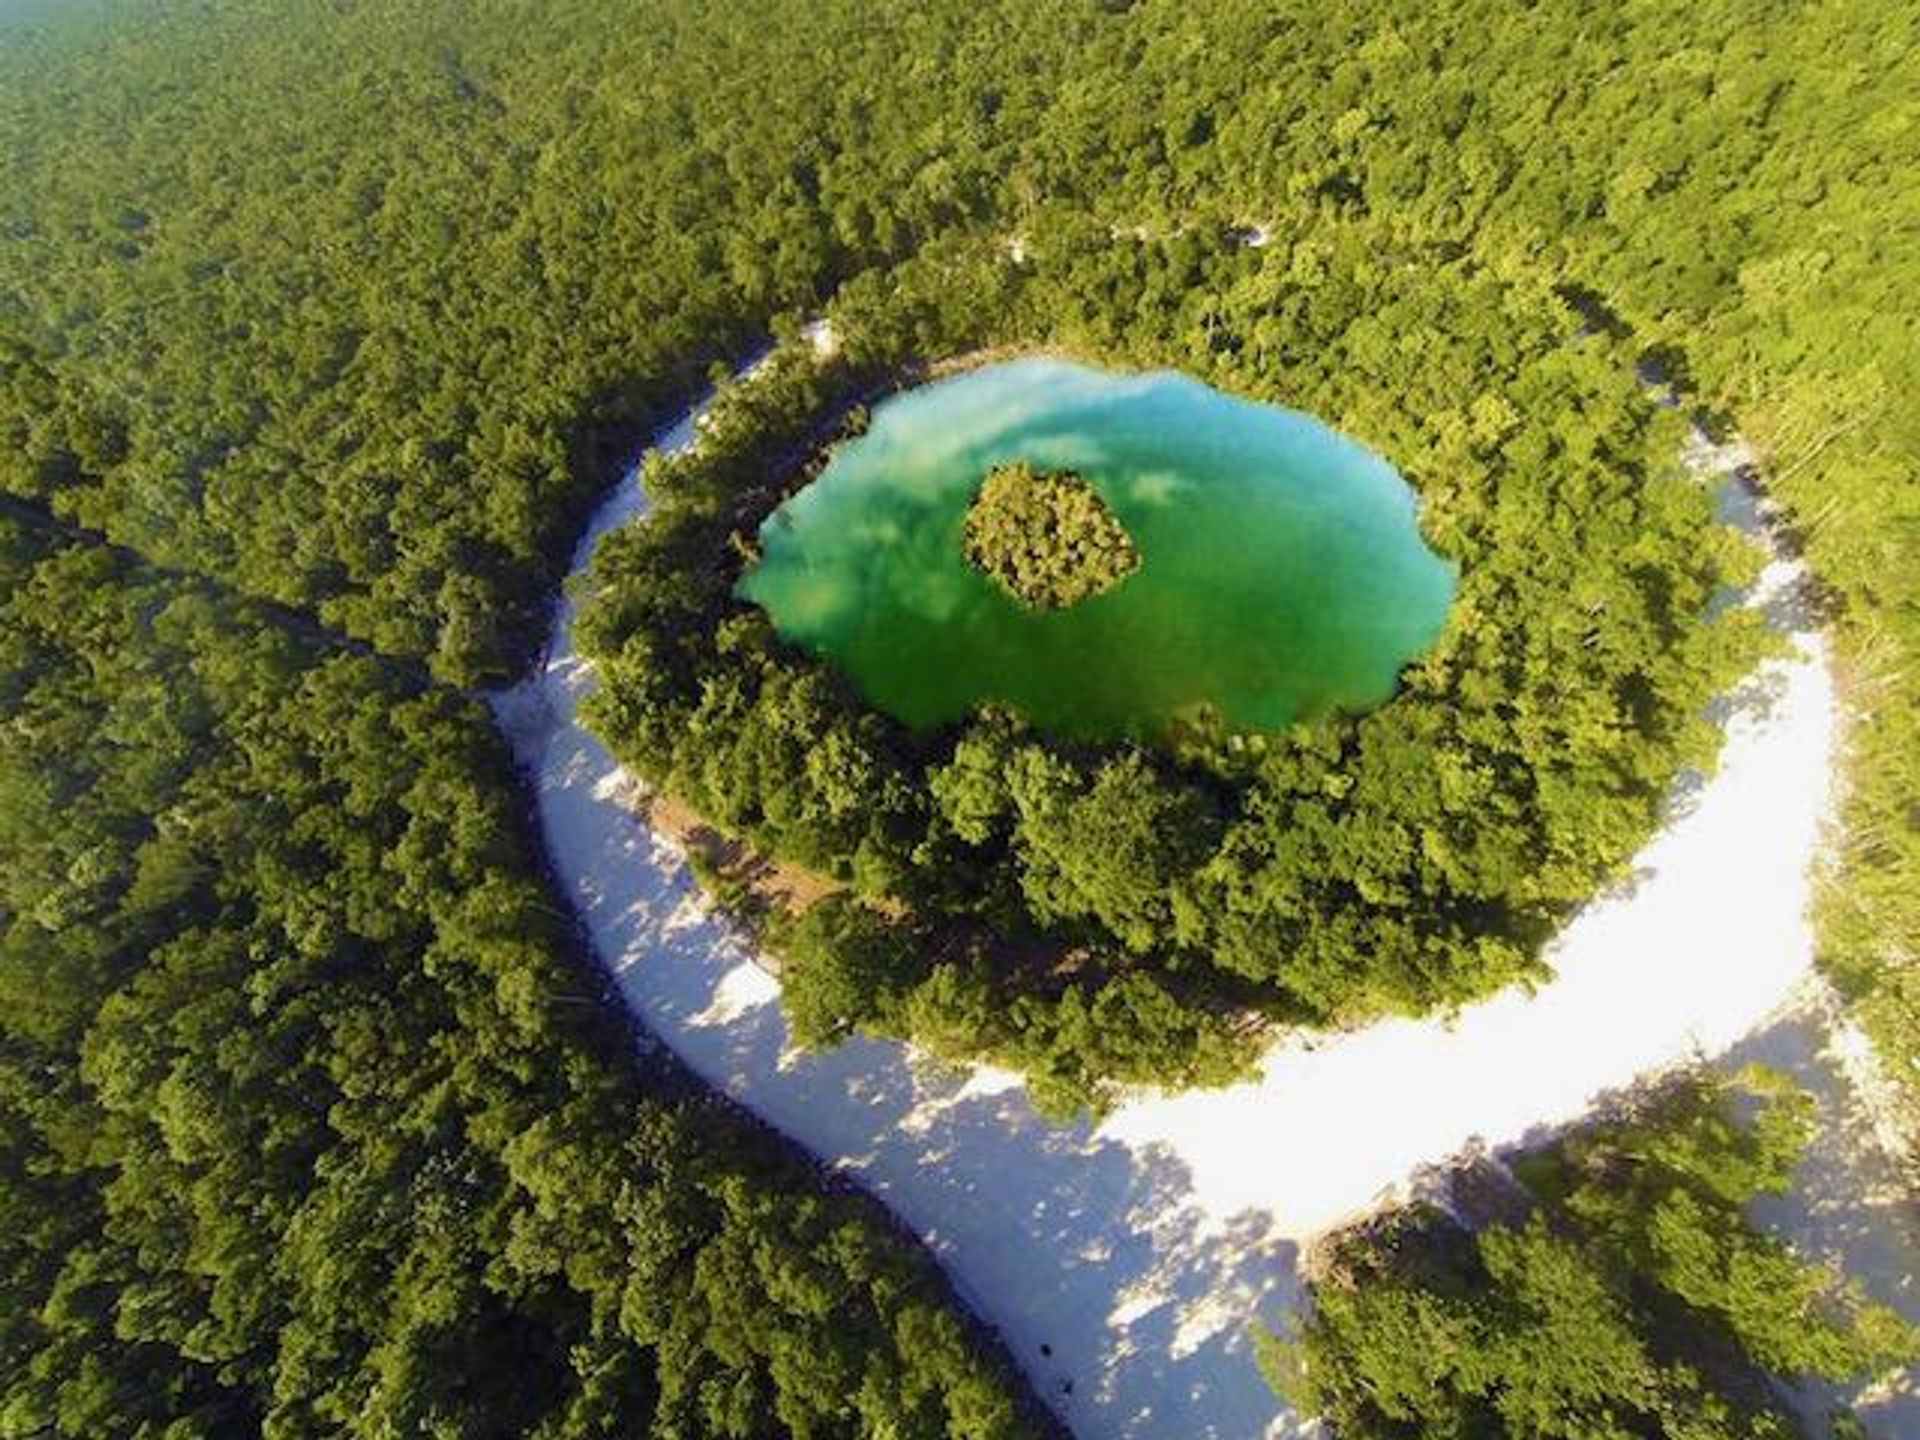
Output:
737,359,1456,741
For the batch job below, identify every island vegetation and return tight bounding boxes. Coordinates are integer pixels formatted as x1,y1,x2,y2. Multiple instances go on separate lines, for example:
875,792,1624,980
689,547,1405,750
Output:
961,462,1141,611
580,270,1764,1112
1,0,1915,1431
1264,1070,1917,1438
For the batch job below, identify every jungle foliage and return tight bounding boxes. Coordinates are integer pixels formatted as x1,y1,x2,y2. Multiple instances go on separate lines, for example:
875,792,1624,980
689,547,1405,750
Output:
961,463,1141,611
1264,1070,1917,1438
0,514,1045,1440
581,249,1764,1111
3,0,1912,1113
1,0,1916,1428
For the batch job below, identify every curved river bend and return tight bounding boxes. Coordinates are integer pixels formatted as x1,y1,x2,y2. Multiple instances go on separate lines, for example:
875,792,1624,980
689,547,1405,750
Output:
490,366,1920,1439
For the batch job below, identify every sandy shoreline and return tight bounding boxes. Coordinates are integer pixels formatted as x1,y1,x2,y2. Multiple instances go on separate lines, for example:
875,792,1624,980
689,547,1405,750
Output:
491,346,1919,1438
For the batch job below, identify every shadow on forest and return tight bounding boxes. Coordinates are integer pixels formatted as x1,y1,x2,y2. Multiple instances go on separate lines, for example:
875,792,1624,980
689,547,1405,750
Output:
1728,1010,1920,1437
1377,993,1920,1437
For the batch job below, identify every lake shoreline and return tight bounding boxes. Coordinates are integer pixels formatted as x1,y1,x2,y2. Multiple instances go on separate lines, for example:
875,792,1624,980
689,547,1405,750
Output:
496,333,1919,1438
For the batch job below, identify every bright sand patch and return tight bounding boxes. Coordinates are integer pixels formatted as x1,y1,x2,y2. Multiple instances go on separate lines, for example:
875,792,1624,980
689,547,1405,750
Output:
491,366,1918,1438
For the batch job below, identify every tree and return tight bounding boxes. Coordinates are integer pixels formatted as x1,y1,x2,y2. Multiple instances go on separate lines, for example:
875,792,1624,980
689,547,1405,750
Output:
1267,1071,1917,1438
961,462,1141,610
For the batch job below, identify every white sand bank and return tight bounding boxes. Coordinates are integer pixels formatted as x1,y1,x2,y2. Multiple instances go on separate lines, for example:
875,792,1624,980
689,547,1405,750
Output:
490,381,1917,1438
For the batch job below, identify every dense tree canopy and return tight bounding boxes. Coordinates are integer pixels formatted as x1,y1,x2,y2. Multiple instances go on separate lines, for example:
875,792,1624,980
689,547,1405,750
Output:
1,0,1914,1430
2,0,1912,1114
0,515,1046,1439
1265,1071,1917,1438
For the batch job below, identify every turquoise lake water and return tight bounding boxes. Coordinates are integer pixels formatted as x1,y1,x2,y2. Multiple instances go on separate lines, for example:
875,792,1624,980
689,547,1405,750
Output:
737,359,1456,741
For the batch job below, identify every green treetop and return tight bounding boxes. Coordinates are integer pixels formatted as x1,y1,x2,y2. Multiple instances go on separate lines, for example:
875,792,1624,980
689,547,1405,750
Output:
962,462,1141,611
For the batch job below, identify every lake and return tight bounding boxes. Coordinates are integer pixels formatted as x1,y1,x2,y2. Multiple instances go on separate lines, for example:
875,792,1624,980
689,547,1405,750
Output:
737,358,1455,741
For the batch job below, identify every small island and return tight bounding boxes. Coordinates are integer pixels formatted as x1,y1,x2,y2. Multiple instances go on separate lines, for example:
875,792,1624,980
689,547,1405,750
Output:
962,462,1141,611
732,359,1457,741
586,349,1757,1115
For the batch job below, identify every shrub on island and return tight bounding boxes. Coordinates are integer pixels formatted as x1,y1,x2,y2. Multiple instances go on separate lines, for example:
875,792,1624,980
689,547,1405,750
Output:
962,462,1141,611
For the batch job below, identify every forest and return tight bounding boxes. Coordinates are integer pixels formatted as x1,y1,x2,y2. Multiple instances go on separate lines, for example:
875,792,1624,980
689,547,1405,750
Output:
0,511,1045,1437
2,0,1915,1434
2,0,1912,1105
578,245,1763,1110
1264,1071,1916,1438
